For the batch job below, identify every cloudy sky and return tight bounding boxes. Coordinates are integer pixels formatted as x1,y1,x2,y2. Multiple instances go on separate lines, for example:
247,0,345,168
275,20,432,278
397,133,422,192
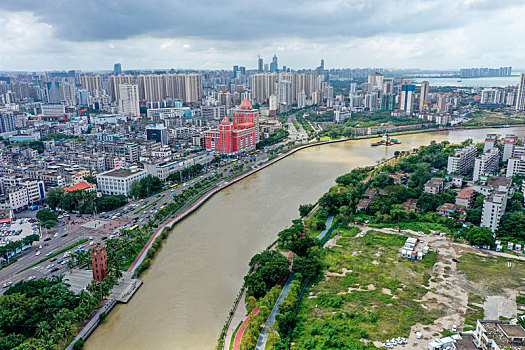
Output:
0,0,524,71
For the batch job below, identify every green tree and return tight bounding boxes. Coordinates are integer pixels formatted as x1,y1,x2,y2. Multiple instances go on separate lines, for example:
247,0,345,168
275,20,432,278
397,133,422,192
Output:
464,227,494,246
36,209,57,223
498,211,525,240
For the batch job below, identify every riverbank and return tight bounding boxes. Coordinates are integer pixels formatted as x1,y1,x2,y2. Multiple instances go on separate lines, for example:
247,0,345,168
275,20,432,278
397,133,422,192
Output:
84,123,525,350
127,122,525,276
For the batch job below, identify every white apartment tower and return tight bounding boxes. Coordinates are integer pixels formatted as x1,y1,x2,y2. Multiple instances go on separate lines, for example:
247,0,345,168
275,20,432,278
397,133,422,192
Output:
473,148,500,181
517,72,525,111
119,84,140,118
447,145,477,175
419,81,429,112
481,191,507,232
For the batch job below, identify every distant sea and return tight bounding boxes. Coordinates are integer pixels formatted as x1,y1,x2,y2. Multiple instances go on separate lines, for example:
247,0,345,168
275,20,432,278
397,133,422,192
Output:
413,75,522,88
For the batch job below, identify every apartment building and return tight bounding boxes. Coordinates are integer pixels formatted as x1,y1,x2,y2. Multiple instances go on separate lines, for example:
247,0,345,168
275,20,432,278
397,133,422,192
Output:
447,145,477,175
481,191,508,232
473,148,500,181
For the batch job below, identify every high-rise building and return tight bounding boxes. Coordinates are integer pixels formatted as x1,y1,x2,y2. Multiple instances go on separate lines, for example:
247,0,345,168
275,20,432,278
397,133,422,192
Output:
118,84,140,118
367,73,383,90
517,72,525,111
320,59,325,71
276,79,292,106
45,82,61,104
297,90,307,108
447,145,477,175
146,124,168,146
382,94,396,112
91,244,107,282
270,54,278,72
60,82,76,106
400,84,415,115
0,111,16,133
473,148,500,181
137,73,202,103
80,75,104,93
419,81,429,112
114,63,122,76
233,65,239,78
251,73,278,104
257,57,263,72
108,75,136,102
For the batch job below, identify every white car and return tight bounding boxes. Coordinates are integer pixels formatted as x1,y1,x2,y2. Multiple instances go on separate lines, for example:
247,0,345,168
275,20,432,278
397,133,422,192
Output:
2,281,12,288
46,264,54,269
35,251,41,256
28,276,36,281
45,252,52,257
89,241,94,246
53,233,59,238
89,236,93,240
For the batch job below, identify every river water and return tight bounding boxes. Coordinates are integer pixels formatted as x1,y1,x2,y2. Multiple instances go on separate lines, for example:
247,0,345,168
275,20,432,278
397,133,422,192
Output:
86,126,525,350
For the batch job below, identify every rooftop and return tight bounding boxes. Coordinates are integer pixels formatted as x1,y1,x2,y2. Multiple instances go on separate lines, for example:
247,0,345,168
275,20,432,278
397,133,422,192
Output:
64,181,95,192
99,168,144,178
457,188,475,199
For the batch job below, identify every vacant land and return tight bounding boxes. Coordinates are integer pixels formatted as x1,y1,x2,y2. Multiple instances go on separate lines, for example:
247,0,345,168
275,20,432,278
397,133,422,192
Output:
464,111,525,126
291,229,443,349
289,226,525,350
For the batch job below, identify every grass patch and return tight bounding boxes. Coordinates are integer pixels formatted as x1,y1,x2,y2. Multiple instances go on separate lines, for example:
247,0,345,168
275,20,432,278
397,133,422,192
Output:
465,294,485,326
229,321,243,350
517,296,525,305
134,197,163,214
457,253,525,294
292,230,443,348
18,239,88,274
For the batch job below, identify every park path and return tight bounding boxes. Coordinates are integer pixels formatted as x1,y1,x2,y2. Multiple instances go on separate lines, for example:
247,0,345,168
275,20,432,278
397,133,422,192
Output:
316,215,334,240
255,272,295,350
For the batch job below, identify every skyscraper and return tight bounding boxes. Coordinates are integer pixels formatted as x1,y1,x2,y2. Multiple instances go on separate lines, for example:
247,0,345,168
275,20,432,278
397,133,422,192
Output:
258,57,263,72
320,59,325,71
0,111,16,133
80,75,104,93
270,54,278,72
114,63,122,75
420,81,430,112
233,65,239,78
45,82,61,104
517,73,525,111
119,84,140,117
400,84,415,115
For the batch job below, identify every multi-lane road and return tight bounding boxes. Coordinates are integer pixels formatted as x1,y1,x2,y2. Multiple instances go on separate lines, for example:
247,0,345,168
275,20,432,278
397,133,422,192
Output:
0,152,271,293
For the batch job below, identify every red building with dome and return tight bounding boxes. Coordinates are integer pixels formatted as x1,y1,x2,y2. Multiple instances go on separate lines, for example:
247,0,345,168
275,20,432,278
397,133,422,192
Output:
204,98,259,154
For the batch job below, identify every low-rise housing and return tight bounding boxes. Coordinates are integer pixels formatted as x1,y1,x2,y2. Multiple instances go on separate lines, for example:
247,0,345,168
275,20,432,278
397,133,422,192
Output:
424,178,445,194
456,188,476,208
356,188,378,211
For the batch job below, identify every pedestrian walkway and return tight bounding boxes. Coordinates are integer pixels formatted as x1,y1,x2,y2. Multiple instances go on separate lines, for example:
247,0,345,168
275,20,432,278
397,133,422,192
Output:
316,215,334,240
255,272,295,350
233,308,260,350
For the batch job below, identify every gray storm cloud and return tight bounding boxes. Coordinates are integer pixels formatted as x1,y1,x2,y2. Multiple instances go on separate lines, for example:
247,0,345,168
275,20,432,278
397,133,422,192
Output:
0,0,522,42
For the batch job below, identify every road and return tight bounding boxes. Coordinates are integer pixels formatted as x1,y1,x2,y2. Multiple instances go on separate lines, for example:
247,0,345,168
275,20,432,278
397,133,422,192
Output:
0,149,271,292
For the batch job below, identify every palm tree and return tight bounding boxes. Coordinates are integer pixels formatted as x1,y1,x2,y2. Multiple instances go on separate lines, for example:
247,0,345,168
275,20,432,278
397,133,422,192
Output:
35,321,50,339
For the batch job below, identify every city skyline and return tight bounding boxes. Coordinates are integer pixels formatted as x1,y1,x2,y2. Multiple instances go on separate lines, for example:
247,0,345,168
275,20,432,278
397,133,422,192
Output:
0,1,524,71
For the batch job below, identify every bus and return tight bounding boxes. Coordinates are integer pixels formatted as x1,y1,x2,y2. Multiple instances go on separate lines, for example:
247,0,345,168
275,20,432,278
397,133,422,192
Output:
170,184,178,189
130,225,139,231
